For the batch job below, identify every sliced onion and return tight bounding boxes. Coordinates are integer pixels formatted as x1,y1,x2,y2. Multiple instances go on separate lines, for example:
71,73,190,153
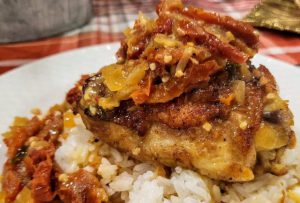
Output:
232,80,245,105
175,47,194,77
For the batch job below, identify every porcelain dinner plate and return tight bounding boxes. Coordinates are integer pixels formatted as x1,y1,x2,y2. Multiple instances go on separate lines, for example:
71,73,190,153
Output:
0,42,299,173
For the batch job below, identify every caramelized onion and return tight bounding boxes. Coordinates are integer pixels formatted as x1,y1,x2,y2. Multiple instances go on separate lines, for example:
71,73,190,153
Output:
147,60,221,103
102,64,126,91
255,123,289,151
232,80,246,105
175,46,195,77
98,61,147,109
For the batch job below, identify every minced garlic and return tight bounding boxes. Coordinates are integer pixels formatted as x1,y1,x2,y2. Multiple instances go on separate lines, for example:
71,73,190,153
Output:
239,121,248,130
132,147,141,155
162,76,170,83
58,173,69,182
175,70,184,77
27,136,39,144
225,31,235,42
84,92,91,101
202,122,212,132
89,106,97,116
149,63,156,70
30,140,49,150
164,55,173,63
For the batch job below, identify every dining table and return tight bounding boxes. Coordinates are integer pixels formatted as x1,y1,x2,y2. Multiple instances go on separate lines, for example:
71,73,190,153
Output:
0,0,299,75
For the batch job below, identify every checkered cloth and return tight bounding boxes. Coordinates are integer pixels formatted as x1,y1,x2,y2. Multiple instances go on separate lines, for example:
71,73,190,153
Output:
0,0,299,75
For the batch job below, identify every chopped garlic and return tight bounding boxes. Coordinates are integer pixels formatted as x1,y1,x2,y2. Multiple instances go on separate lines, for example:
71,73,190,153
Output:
202,122,212,132
132,147,141,156
58,174,69,182
162,76,170,83
232,80,245,105
84,92,91,101
225,31,235,42
239,121,248,130
98,97,120,110
149,63,156,71
164,55,173,63
83,87,93,101
27,136,39,145
175,70,184,77
89,106,97,115
30,140,49,150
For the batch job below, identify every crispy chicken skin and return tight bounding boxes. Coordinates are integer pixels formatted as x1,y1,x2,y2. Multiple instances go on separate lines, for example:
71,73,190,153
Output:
67,0,295,182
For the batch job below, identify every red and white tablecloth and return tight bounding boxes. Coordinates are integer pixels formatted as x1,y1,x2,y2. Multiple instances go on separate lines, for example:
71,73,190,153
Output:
0,0,299,75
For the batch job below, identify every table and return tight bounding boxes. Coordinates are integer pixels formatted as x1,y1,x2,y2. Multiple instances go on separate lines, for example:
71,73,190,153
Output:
0,0,299,75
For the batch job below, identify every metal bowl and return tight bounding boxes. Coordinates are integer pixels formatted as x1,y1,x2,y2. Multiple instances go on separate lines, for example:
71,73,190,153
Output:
0,0,92,43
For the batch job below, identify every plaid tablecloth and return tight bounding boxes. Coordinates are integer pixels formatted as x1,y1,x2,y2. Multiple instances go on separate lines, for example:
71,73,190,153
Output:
0,0,299,75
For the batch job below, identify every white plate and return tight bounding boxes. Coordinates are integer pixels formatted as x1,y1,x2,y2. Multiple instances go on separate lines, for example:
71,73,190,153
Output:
0,42,299,173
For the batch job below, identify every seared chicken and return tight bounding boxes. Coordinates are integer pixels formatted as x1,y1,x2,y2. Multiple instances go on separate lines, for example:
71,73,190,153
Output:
67,0,295,182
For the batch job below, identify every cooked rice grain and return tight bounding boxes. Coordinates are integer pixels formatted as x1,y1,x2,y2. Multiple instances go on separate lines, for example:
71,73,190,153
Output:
54,112,300,203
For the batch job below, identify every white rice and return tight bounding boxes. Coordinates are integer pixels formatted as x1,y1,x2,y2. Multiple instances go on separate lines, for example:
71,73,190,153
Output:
55,118,95,173
54,113,300,203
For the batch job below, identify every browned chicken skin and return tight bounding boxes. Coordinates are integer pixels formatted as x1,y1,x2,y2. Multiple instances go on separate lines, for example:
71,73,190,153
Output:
67,0,295,182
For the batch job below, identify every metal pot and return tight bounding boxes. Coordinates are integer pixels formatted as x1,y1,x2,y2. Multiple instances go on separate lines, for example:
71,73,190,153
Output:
0,0,92,43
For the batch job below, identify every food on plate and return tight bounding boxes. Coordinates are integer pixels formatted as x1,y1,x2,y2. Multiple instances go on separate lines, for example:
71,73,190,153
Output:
68,0,295,182
1,0,299,203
